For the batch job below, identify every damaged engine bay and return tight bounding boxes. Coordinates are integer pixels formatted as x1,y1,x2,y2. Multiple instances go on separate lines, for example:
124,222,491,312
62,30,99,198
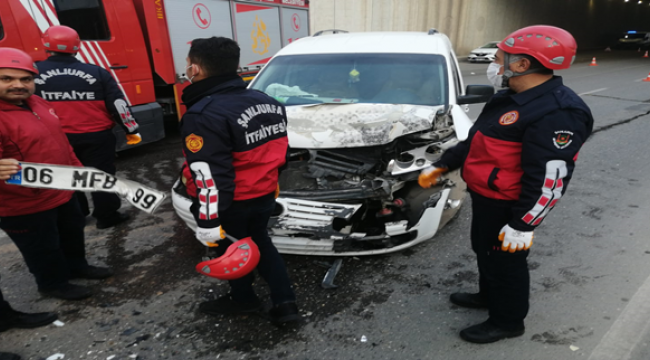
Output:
269,104,467,255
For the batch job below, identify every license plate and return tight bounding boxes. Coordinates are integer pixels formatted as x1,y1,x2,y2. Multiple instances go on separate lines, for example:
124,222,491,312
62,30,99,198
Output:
5,169,22,185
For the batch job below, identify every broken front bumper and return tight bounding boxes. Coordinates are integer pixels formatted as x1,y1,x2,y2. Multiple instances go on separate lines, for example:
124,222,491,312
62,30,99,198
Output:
269,189,451,256
172,178,458,256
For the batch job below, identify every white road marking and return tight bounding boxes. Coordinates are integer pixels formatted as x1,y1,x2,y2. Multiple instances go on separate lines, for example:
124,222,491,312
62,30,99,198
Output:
578,88,608,96
588,271,650,360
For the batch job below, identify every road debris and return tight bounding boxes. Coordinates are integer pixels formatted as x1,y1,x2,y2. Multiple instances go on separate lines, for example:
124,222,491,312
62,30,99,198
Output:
321,258,343,289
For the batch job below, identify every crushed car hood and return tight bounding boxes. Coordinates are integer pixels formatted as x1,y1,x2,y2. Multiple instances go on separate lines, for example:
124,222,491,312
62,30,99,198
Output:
286,103,442,148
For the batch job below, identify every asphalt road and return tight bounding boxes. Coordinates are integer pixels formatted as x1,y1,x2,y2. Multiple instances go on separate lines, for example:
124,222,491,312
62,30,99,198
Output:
2,49,650,360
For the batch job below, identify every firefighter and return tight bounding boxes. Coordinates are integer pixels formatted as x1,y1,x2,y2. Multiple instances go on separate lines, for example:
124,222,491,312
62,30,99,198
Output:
418,25,594,343
180,37,299,324
35,25,141,229
0,48,113,300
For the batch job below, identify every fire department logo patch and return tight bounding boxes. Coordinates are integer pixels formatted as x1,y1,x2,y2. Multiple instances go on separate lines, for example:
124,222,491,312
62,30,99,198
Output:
185,133,204,153
499,111,519,125
553,130,573,149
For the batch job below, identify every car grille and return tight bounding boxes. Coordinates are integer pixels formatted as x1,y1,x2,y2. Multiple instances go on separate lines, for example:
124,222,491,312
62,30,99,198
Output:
308,149,377,176
275,198,361,229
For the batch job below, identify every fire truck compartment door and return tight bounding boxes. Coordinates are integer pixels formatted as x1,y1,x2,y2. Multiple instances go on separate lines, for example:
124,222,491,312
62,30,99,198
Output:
163,0,233,80
234,2,282,70
281,8,309,46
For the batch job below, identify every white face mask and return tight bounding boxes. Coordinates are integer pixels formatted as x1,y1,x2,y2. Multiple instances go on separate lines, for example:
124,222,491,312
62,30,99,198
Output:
487,62,504,88
183,64,196,84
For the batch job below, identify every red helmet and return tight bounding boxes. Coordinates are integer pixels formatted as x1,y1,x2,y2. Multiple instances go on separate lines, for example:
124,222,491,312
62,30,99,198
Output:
195,237,260,280
42,26,81,54
0,48,39,74
498,25,577,70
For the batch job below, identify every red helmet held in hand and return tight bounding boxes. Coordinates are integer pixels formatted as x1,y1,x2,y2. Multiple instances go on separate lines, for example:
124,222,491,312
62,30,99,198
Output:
0,48,39,74
195,237,261,280
498,25,577,70
42,26,81,54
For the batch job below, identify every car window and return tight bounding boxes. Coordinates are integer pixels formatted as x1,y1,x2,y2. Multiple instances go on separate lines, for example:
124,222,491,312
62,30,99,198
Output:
52,0,110,40
251,53,448,107
481,42,498,49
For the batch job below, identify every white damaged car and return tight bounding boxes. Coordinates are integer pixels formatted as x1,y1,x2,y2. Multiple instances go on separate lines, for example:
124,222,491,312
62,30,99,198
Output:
172,29,494,256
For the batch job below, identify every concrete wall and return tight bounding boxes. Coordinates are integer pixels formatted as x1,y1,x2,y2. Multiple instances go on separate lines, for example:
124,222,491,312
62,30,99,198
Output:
309,0,650,54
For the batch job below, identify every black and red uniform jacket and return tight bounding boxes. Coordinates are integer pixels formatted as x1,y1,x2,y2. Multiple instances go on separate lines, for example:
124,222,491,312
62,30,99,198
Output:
0,96,82,217
436,76,593,231
180,75,288,230
34,55,138,134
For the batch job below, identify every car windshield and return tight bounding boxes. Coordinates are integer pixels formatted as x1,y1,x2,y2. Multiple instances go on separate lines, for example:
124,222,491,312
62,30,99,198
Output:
480,42,498,48
250,53,448,106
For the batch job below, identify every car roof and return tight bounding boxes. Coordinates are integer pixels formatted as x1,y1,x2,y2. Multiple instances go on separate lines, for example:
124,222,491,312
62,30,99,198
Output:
276,31,453,56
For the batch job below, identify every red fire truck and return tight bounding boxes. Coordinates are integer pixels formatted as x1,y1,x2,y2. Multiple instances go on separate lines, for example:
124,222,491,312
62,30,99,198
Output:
0,0,309,149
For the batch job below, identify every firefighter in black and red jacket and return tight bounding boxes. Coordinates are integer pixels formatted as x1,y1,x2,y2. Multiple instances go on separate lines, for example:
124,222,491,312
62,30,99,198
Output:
419,25,594,343
34,26,140,229
179,37,299,324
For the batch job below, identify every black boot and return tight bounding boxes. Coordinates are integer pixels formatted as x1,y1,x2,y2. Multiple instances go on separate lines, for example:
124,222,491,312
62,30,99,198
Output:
269,302,300,324
39,283,92,300
199,294,262,316
70,266,114,280
450,292,488,309
460,320,525,343
0,352,21,360
0,308,58,333
96,212,130,229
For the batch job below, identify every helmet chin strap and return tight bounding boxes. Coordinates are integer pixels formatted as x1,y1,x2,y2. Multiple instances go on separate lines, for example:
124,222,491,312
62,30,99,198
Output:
501,52,546,88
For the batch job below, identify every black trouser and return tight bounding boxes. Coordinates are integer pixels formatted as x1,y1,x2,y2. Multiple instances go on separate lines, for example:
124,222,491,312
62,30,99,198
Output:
212,193,296,306
0,198,88,291
66,129,121,221
470,191,529,330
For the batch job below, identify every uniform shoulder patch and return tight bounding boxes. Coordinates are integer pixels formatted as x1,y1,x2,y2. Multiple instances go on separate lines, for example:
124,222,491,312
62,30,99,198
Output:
499,111,519,125
185,133,204,153
553,130,573,149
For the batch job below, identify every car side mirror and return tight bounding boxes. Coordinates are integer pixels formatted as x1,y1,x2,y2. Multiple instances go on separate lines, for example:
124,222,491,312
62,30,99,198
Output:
457,85,494,105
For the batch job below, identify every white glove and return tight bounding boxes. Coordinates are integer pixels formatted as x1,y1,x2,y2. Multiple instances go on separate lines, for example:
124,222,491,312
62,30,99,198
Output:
196,225,225,245
498,224,533,253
